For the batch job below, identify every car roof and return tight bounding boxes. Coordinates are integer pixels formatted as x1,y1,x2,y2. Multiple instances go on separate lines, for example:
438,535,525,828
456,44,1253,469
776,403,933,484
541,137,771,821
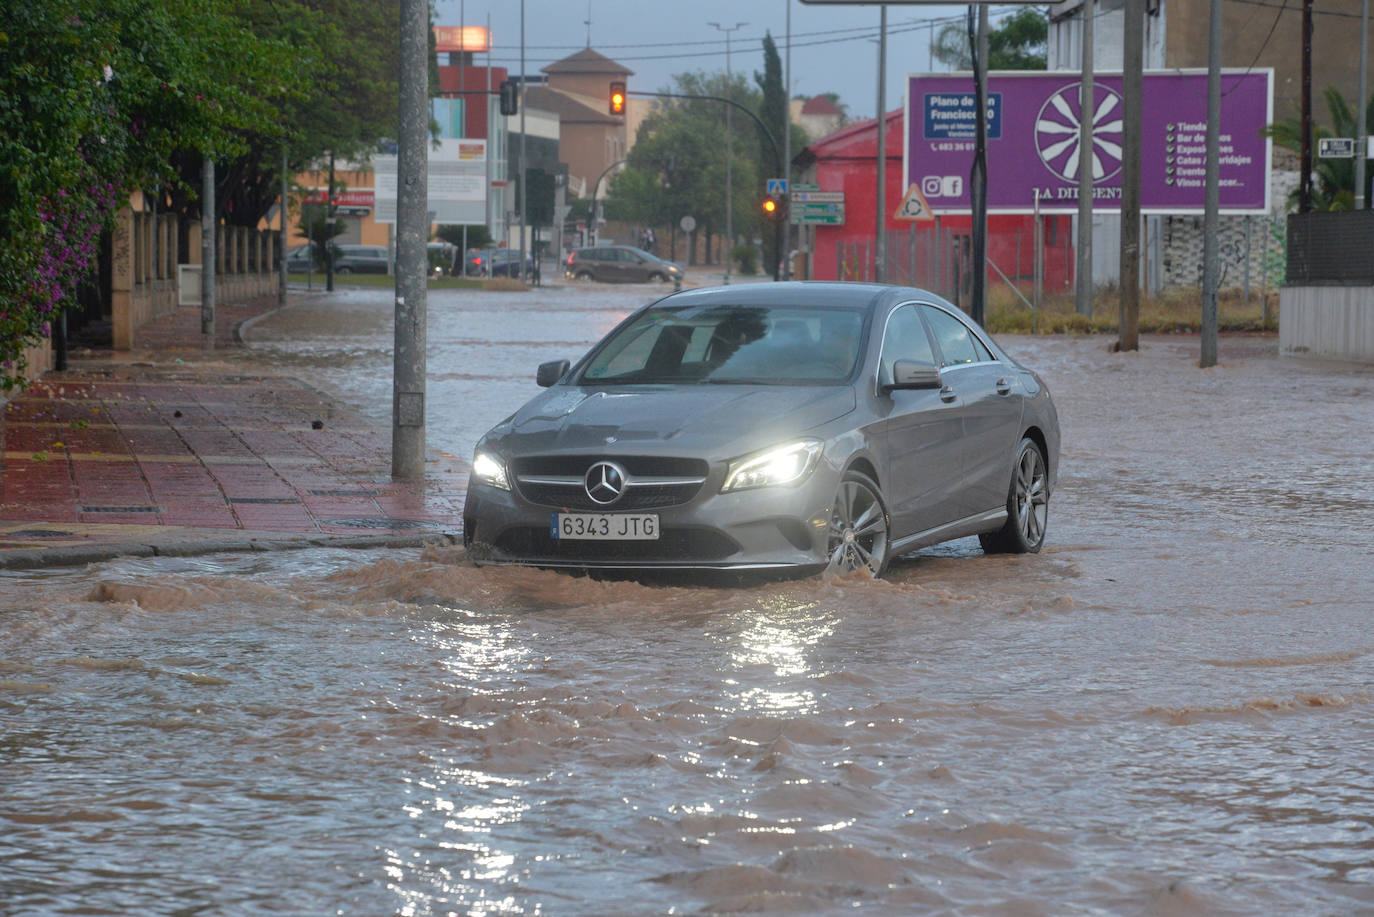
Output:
650,281,919,311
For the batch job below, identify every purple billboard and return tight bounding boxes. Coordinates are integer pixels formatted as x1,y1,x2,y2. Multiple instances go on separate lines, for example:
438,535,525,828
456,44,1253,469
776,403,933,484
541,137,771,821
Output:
904,70,1273,214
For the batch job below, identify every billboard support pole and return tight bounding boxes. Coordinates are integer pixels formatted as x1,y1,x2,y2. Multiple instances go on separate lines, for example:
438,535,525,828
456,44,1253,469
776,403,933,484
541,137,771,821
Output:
1357,0,1369,209
1201,0,1221,368
1117,0,1143,351
970,4,989,326
1075,0,1095,318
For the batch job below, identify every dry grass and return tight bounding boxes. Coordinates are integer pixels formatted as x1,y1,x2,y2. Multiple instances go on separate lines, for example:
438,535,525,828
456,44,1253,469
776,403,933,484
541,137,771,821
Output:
983,284,1279,335
481,276,530,292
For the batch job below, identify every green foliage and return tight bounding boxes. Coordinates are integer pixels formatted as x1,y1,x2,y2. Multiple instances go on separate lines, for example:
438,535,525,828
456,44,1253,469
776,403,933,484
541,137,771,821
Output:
933,8,1048,71
1263,86,1374,211
731,244,759,275
435,224,494,251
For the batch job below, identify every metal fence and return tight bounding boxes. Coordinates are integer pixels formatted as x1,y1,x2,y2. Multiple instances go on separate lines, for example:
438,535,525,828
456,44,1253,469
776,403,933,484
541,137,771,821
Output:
1286,210,1374,285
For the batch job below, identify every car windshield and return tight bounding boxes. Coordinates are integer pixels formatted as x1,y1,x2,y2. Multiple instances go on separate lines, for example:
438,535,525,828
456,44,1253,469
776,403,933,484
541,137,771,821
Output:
578,303,866,386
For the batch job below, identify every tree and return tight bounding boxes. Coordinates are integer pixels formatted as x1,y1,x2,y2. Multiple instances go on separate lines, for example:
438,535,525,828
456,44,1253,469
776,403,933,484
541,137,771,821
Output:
1264,86,1374,211
607,71,763,264
755,32,789,277
932,8,1048,71
1,0,296,387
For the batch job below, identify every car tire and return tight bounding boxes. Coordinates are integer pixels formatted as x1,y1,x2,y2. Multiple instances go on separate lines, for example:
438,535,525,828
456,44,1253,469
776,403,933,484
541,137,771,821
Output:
649,272,667,283
979,437,1049,555
575,271,594,282
336,266,352,275
825,469,891,577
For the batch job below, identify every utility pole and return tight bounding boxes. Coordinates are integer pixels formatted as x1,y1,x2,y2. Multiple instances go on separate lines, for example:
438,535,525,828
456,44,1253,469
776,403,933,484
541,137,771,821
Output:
1075,0,1095,318
1300,0,1313,213
1118,0,1143,351
1201,0,1221,368
200,155,215,343
710,20,746,281
393,0,428,479
875,7,887,283
783,0,792,279
1357,0,1369,209
279,148,288,306
519,0,528,280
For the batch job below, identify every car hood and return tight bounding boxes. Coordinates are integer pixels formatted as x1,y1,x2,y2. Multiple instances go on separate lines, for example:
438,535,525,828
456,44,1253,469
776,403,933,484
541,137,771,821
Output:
493,385,857,459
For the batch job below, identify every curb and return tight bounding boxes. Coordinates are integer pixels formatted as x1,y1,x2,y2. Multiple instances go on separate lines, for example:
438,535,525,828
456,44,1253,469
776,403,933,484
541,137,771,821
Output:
0,532,462,571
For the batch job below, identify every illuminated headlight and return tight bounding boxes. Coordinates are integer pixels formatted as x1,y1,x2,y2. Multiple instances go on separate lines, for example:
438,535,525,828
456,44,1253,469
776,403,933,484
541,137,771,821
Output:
471,451,510,491
722,440,822,493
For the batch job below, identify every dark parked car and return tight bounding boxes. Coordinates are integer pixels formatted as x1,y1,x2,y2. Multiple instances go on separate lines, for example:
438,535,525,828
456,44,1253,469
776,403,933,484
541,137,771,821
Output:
329,244,390,274
565,245,684,284
465,248,536,278
464,282,1060,577
284,243,321,273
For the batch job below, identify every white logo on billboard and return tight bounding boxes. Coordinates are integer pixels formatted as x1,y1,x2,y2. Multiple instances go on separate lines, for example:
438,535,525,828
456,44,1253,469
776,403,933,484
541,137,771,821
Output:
1035,83,1124,183
922,175,963,197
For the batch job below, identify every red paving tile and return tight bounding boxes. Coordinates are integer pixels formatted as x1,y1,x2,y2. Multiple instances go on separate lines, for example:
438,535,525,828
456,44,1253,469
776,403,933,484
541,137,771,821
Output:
1,351,466,555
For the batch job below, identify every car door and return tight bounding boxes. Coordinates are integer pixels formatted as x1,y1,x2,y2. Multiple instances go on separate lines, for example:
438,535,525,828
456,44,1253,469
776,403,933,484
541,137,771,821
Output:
874,303,966,539
921,304,1025,517
623,249,651,282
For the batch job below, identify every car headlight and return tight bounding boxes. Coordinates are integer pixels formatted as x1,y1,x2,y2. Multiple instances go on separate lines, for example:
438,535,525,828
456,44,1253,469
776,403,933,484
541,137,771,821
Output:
471,451,510,491
722,440,822,493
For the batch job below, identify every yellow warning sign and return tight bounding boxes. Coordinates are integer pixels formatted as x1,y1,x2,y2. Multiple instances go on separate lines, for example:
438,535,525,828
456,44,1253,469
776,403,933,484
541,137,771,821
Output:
894,183,936,222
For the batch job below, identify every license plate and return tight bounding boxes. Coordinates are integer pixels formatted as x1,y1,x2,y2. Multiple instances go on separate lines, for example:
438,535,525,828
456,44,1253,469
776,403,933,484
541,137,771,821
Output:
551,513,659,540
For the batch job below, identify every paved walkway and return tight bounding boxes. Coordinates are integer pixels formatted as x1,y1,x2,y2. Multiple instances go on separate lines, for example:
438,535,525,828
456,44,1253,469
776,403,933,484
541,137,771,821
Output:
1,295,465,569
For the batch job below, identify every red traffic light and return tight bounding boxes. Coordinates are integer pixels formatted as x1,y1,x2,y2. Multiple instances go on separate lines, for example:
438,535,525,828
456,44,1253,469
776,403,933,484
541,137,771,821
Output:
609,80,626,115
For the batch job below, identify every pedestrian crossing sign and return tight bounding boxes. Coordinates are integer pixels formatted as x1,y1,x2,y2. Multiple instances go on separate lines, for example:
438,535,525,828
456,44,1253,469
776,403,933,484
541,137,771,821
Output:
766,178,788,196
895,183,936,222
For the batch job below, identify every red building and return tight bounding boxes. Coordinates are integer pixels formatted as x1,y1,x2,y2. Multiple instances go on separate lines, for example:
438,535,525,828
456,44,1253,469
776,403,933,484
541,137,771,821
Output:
794,110,1075,303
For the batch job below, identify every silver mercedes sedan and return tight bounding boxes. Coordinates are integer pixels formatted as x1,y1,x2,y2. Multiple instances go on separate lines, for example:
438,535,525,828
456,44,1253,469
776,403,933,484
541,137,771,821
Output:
463,282,1059,577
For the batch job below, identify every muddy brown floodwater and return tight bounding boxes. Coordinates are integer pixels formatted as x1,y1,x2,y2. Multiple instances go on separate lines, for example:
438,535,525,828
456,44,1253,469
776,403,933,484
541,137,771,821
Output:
3,285,1372,915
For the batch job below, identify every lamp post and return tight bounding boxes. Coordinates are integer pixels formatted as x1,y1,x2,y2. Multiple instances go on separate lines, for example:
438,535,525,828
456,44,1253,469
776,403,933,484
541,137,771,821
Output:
709,20,746,282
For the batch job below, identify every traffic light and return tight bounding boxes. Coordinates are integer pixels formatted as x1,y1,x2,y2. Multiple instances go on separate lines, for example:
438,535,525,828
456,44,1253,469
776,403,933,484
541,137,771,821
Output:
762,193,784,222
609,80,626,116
499,78,518,116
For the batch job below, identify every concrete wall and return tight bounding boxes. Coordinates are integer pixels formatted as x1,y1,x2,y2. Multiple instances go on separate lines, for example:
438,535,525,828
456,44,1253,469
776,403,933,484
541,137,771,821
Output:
1280,286,1374,363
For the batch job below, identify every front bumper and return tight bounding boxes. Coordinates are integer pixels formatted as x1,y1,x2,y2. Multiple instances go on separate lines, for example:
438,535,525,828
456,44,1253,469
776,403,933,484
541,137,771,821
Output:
463,462,842,571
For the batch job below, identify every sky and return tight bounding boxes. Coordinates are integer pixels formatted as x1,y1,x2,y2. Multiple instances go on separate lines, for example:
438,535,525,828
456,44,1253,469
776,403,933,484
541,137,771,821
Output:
431,0,1022,121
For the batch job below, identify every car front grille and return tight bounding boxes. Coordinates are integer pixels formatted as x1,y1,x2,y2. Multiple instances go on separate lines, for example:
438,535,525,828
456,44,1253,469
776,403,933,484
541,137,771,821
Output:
511,455,710,511
491,526,738,563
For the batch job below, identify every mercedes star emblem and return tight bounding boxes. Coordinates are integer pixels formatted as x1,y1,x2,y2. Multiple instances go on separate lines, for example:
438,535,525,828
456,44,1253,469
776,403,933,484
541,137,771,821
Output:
584,461,627,505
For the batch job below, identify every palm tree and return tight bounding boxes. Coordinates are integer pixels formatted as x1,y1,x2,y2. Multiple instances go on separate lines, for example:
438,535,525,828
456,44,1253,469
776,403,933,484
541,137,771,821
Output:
1263,87,1374,210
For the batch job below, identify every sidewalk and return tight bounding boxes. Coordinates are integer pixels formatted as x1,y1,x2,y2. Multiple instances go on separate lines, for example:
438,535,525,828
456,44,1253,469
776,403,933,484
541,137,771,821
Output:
0,294,466,570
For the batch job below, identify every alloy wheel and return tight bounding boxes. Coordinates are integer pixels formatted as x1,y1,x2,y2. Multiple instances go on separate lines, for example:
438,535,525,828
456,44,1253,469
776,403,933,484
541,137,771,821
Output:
825,476,889,577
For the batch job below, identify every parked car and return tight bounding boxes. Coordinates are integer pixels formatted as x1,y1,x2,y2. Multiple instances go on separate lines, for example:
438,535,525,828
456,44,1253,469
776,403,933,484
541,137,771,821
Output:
284,243,322,273
465,247,536,278
328,244,390,274
463,282,1060,577
565,245,684,284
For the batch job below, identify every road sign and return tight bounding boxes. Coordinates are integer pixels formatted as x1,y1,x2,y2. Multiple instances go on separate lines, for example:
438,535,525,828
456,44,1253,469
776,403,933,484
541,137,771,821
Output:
680,215,697,233
766,178,788,196
1318,137,1356,158
791,191,844,203
894,183,935,222
790,212,844,226
792,183,820,192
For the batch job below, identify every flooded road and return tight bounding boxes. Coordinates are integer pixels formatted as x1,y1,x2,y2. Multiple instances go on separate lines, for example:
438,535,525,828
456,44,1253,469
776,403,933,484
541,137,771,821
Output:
3,283,1373,915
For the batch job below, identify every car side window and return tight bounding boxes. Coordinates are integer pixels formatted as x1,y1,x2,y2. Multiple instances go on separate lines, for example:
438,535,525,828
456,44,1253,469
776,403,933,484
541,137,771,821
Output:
922,306,986,365
881,305,937,379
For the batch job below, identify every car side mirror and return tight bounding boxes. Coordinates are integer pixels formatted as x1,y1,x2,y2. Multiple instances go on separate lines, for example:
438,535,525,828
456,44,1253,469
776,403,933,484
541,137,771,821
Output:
881,360,942,393
536,359,570,387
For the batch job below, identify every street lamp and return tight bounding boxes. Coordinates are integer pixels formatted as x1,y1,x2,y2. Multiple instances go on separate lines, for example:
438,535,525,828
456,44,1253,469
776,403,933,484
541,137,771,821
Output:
709,20,747,282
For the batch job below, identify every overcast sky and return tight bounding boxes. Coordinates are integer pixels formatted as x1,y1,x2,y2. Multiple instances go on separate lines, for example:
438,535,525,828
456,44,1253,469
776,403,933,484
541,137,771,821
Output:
431,0,1021,121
